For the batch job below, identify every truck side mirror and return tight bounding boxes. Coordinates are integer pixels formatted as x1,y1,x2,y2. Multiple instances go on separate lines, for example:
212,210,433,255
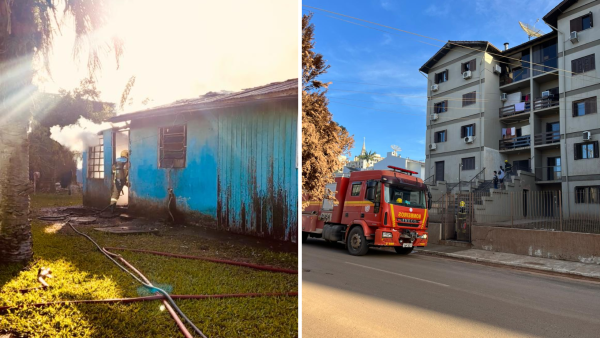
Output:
427,192,433,210
366,188,375,201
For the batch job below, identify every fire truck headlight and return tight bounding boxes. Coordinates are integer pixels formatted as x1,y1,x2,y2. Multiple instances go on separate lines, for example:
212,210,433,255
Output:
382,232,393,238
420,234,428,239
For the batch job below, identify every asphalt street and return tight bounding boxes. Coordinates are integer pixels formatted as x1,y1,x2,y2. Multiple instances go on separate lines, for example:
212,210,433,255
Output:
302,239,600,338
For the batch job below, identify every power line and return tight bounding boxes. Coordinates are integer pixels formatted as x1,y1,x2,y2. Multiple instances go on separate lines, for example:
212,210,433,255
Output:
304,5,600,83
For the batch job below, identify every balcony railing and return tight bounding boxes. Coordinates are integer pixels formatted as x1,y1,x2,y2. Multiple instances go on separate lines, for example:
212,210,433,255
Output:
533,97,559,110
499,101,531,118
535,166,562,181
499,135,531,150
534,130,561,146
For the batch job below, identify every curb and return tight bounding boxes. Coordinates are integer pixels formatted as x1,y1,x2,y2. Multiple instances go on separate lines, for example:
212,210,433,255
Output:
415,249,600,281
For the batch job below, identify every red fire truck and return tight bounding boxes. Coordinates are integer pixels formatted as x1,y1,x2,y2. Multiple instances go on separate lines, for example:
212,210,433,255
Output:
302,166,432,256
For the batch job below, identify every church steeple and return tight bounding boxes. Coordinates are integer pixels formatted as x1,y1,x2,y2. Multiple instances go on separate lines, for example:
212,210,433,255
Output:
361,137,366,155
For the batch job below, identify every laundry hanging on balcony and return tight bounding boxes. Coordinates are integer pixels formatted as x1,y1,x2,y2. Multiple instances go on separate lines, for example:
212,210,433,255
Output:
515,102,526,112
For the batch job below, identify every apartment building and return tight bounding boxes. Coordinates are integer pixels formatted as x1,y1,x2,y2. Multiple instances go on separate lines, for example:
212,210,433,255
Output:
422,0,599,217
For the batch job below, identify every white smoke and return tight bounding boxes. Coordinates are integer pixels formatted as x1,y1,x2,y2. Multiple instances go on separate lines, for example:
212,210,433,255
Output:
50,117,112,168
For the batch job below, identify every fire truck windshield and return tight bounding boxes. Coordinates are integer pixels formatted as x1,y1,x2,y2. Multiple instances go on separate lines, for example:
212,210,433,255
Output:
384,185,426,209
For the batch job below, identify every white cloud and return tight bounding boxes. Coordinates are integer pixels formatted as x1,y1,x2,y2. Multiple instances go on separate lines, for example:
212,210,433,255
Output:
381,0,394,10
424,4,450,17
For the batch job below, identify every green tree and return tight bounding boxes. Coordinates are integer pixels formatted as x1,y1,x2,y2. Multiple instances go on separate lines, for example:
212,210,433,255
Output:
302,13,354,209
358,150,378,162
0,1,122,263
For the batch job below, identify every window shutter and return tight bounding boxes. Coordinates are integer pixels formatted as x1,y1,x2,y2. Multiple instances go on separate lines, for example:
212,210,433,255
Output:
571,17,583,32
573,101,577,117
590,54,596,71
575,143,580,160
472,123,476,136
461,126,465,138
445,69,449,80
445,100,449,112
470,59,476,72
434,73,439,84
461,62,465,73
595,141,599,158
590,12,594,27
444,130,447,142
570,18,578,32
591,97,598,114
572,59,578,73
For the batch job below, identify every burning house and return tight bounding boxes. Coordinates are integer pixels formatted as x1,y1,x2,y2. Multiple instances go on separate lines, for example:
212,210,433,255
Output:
82,79,298,242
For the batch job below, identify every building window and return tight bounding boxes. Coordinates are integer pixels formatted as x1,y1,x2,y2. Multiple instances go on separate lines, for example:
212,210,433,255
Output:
351,182,362,196
572,97,597,117
434,69,448,84
575,186,600,204
434,130,447,143
87,135,104,179
434,100,448,114
571,54,595,74
570,12,593,32
462,91,476,107
461,59,476,73
461,124,476,137
574,141,599,160
461,157,475,170
159,125,187,168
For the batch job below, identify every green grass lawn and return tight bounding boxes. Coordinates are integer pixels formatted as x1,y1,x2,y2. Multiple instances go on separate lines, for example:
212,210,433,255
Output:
0,194,298,337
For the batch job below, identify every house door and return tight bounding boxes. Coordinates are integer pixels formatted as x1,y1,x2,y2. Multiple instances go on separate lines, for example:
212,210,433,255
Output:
435,161,444,182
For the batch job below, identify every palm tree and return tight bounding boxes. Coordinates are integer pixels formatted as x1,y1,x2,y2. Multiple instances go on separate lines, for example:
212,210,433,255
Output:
358,150,378,163
0,0,122,263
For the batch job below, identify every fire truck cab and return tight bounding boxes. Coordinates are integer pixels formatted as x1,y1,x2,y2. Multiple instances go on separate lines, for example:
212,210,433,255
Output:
302,166,432,256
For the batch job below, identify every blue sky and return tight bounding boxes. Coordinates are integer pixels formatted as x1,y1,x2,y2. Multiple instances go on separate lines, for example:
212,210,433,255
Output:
303,0,558,161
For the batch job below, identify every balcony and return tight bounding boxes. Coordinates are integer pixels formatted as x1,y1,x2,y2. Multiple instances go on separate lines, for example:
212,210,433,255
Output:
499,101,531,122
500,135,531,151
533,97,559,117
534,130,561,147
535,166,562,182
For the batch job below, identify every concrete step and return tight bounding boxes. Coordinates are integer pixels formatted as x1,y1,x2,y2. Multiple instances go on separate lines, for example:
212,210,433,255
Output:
439,239,472,248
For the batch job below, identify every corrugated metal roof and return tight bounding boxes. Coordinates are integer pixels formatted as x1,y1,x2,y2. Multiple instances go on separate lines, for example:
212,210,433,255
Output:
110,78,298,123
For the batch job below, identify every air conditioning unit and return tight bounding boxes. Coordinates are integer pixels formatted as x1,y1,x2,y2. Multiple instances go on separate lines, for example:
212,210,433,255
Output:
501,93,508,101
493,64,501,74
429,143,437,150
542,91,550,98
464,136,474,144
583,131,592,141
431,84,439,92
570,31,578,43
463,71,472,79
430,113,439,121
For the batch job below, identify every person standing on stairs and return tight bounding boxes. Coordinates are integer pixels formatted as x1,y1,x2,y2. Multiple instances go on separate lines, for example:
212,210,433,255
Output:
504,160,512,182
493,171,499,189
498,167,505,189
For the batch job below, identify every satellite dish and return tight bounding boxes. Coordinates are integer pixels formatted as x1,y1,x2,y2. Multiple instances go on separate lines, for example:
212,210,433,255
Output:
391,145,401,156
519,20,543,40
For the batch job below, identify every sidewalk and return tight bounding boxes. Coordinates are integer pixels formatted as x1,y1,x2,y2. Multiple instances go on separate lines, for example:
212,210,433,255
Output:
415,243,600,280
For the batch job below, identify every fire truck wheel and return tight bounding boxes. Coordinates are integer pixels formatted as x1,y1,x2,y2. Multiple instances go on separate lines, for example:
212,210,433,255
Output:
394,247,414,255
347,227,369,256
302,232,309,243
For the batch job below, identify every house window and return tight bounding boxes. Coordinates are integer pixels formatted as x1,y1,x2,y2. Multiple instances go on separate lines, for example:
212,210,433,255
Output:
575,186,600,204
461,124,476,137
351,182,362,196
574,141,599,160
159,125,187,168
462,91,476,107
461,59,476,73
434,100,448,113
570,12,593,32
434,70,449,84
434,130,447,143
87,135,104,179
571,54,595,74
461,157,475,170
572,97,597,117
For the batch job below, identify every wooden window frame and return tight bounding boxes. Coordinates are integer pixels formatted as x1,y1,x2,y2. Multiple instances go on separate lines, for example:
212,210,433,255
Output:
462,91,476,107
434,100,448,114
574,141,599,160
350,182,362,196
461,59,476,73
572,97,597,117
159,125,187,169
570,12,593,32
571,54,596,74
575,186,600,204
434,69,449,84
87,135,105,179
460,124,476,138
434,130,447,143
461,157,476,170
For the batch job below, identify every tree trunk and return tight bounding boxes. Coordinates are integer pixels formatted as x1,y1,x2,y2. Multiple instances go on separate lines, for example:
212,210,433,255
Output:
0,0,36,263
